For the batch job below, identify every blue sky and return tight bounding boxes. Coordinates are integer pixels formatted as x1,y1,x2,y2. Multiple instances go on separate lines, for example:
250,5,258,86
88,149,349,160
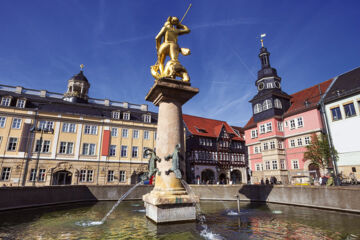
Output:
0,0,359,126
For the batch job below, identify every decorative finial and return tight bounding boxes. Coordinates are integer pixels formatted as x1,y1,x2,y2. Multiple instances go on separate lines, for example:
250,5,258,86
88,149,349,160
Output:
260,33,266,47
80,64,84,71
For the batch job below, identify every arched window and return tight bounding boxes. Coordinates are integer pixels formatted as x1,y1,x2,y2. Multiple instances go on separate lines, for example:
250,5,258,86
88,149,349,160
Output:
263,99,273,110
274,98,282,109
254,103,262,114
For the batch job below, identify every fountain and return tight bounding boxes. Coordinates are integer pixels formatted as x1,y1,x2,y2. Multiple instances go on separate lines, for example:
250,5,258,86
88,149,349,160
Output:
142,11,200,223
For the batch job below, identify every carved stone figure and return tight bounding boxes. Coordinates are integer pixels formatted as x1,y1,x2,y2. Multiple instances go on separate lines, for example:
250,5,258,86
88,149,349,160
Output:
151,16,191,82
165,144,183,179
143,148,161,180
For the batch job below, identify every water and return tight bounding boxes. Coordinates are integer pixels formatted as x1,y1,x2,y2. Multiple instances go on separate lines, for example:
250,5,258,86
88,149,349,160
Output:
76,181,143,226
0,201,360,239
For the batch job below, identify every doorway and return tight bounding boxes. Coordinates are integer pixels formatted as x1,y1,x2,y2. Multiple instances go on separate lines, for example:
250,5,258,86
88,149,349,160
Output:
52,170,72,185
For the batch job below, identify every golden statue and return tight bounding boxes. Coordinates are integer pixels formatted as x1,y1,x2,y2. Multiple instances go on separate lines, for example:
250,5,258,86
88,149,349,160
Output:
151,13,191,82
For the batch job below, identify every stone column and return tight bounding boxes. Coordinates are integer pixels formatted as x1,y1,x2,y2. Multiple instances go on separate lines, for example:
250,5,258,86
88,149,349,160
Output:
143,78,199,223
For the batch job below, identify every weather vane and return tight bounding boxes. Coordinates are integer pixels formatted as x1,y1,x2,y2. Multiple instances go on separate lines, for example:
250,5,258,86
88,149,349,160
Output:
260,33,266,47
80,64,84,71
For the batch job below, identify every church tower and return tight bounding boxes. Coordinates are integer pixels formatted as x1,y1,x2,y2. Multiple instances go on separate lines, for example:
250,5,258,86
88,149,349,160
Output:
63,64,90,103
249,38,291,123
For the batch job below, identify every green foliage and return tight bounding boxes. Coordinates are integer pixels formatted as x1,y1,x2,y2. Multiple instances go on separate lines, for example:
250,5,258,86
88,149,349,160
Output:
304,133,338,170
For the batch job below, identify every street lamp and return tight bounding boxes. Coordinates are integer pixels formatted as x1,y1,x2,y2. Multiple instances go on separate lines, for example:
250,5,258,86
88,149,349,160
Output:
30,125,54,186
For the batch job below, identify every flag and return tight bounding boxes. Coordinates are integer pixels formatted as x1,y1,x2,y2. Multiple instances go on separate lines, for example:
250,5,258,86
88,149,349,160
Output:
260,33,266,38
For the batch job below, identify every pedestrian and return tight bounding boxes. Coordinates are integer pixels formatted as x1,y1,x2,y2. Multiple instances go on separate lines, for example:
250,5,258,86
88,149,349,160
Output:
260,178,265,185
265,178,269,185
322,175,328,185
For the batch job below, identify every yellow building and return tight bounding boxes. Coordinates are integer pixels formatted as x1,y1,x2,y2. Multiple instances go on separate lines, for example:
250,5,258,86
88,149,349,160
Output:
0,70,157,186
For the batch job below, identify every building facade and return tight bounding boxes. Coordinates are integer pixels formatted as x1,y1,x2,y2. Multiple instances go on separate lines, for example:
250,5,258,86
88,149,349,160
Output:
183,114,247,184
244,43,333,184
0,70,157,186
322,67,360,180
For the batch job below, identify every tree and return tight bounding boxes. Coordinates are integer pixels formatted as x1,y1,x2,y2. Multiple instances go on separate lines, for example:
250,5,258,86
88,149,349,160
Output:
304,133,338,171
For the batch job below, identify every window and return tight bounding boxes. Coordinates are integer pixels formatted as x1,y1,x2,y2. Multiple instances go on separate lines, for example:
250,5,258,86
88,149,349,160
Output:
7,137,17,151
121,146,127,157
111,128,118,137
278,141,283,149
39,121,54,131
331,107,342,121
144,130,150,140
290,139,295,148
272,160,278,170
292,160,299,169
143,114,151,123
107,170,114,182
16,99,26,108
263,142,268,150
82,143,96,155
344,103,356,117
280,160,286,170
270,141,275,149
263,99,272,110
133,130,139,139
132,146,138,158
267,82,273,88
30,169,37,181
254,146,259,154
109,145,116,156
297,117,303,128
290,119,296,129
11,118,22,129
62,123,76,133
274,99,282,109
297,138,303,146
256,164,261,171
123,112,130,120
254,103,262,114
119,171,126,182
251,129,258,138
122,128,128,138
84,125,97,135
1,167,11,181
59,142,74,154
112,111,120,119
80,170,94,182
260,125,265,134
266,122,272,132
305,136,311,145
38,169,46,182
277,122,283,132
35,140,50,153
0,117,6,128
1,97,11,106
265,161,270,170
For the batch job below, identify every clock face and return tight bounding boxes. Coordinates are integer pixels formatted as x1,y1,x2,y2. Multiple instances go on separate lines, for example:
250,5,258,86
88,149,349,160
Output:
275,81,281,88
258,82,265,90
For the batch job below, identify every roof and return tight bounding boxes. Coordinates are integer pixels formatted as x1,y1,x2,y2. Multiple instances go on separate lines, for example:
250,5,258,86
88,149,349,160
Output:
244,78,333,129
323,66,360,103
183,114,244,141
71,71,89,83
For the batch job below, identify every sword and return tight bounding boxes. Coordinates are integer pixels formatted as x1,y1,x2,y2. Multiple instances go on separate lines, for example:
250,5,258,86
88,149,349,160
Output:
180,3,192,24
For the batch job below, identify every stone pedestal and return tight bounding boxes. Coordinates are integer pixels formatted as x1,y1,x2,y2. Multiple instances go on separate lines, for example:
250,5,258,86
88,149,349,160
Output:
143,78,199,223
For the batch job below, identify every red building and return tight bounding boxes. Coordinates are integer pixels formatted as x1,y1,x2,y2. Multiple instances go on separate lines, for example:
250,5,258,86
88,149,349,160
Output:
244,43,333,184
183,114,248,184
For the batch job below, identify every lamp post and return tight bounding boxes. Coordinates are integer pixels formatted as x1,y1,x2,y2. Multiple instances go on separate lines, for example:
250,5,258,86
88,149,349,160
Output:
30,125,53,186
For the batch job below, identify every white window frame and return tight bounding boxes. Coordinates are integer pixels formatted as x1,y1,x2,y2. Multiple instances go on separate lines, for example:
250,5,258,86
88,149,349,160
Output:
39,120,54,131
265,161,270,170
133,129,139,139
290,119,296,129
107,170,114,182
290,139,295,148
109,145,116,156
11,118,22,129
122,128,128,138
272,160,278,170
297,138,303,146
251,129,258,138
263,99,272,110
305,136,311,145
143,114,151,123
297,117,304,128
260,125,265,134
144,130,150,140
266,122,272,132
111,127,118,137
121,145,127,157
7,137,18,151
16,99,26,108
38,169,46,182
123,112,130,120
112,111,121,119
270,141,275,149
1,167,11,181
59,142,74,154
84,125,97,135
0,117,6,128
62,123,76,133
1,97,11,107
119,170,126,182
277,121,283,132
280,160,286,170
254,103,262,114
82,143,96,155
292,160,299,169
132,146,138,158
274,98,282,109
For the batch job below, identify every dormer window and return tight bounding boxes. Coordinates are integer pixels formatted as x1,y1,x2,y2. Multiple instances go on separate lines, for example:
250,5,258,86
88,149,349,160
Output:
143,114,151,123
1,97,11,106
112,111,120,119
16,99,26,108
263,99,272,110
274,99,282,109
254,103,262,114
195,127,207,133
123,112,130,120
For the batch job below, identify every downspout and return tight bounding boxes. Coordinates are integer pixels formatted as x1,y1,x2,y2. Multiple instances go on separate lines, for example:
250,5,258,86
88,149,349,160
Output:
319,77,339,184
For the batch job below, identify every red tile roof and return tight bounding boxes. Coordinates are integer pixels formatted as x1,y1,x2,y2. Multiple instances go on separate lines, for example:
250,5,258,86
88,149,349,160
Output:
183,114,244,141
244,79,333,129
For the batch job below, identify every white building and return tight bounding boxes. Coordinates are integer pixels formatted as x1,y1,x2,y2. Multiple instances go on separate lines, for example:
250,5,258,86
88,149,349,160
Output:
322,66,360,180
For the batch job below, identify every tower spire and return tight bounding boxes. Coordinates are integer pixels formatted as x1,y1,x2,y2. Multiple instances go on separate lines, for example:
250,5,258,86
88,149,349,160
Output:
260,33,266,47
80,64,84,71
